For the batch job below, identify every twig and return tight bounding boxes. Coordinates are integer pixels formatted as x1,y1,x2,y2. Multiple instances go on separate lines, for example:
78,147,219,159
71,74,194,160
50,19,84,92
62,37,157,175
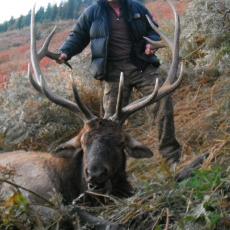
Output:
186,189,194,214
182,43,205,61
69,206,124,229
85,190,123,204
151,209,164,230
193,84,201,102
164,208,170,230
0,178,55,208
202,141,227,169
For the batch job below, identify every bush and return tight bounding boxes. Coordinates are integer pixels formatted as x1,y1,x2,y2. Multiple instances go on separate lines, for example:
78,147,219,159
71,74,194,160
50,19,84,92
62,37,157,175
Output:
181,0,230,76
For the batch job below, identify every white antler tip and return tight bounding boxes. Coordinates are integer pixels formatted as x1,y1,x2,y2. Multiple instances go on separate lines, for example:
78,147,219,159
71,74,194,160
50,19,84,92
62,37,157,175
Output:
120,72,124,83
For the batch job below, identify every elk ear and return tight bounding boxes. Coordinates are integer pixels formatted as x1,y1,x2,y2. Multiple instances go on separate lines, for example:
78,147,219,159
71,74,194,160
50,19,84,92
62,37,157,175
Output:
54,135,82,158
124,135,153,158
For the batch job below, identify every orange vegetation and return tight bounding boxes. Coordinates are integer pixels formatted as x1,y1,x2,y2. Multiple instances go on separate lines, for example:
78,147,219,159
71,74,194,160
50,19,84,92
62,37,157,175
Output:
0,22,72,89
147,0,187,22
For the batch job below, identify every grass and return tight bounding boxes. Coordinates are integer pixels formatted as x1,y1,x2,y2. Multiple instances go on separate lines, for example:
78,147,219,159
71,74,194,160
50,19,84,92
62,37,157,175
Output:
74,165,229,229
0,1,230,228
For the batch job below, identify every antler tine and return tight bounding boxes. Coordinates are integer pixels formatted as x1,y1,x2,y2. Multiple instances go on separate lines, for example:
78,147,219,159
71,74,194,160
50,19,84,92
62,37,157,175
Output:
155,62,183,101
110,77,160,123
144,0,182,100
121,78,159,123
28,64,42,93
38,26,57,60
71,75,97,120
39,73,91,116
108,72,124,121
152,0,182,100
115,72,124,118
146,0,181,83
30,5,42,85
30,6,96,122
166,0,180,84
38,26,68,65
143,37,167,49
145,14,173,51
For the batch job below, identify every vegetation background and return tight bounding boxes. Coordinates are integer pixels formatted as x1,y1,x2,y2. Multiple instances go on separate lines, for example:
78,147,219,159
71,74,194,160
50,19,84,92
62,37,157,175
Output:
0,0,229,229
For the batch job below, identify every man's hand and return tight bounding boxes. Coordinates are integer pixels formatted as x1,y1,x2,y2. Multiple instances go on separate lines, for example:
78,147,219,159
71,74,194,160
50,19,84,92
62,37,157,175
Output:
145,44,158,56
56,52,68,64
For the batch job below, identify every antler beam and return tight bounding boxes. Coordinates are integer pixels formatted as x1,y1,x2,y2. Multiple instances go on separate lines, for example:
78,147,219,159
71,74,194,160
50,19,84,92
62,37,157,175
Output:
29,6,96,122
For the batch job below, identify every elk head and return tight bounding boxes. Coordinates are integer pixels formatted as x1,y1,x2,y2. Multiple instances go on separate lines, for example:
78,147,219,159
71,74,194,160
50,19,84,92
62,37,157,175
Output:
29,0,183,197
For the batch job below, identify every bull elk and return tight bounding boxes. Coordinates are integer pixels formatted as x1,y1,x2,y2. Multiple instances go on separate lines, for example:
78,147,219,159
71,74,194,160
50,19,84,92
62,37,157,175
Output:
0,0,183,205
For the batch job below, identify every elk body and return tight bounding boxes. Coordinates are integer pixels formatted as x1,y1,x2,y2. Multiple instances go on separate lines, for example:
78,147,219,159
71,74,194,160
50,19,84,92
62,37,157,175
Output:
0,119,151,202
0,0,183,204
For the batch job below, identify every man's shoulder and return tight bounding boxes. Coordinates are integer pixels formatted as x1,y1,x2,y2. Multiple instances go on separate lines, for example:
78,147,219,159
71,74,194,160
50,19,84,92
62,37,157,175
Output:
82,2,99,14
130,0,148,12
78,2,102,22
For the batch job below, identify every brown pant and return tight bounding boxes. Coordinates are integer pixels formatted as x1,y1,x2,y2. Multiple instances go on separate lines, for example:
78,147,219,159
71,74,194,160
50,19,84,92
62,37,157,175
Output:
103,60,181,163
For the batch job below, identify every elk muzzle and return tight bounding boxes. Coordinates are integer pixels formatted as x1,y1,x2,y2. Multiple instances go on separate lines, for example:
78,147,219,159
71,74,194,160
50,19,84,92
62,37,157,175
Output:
85,164,112,193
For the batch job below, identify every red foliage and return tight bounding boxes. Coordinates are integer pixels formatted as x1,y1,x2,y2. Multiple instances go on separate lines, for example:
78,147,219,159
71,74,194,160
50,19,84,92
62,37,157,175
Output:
18,44,29,54
40,58,54,69
147,0,187,21
21,62,29,73
0,74,9,89
0,53,10,64
0,22,74,90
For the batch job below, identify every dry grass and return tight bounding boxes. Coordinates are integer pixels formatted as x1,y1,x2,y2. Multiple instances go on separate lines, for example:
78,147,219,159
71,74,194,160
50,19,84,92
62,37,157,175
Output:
0,1,229,228
78,66,230,229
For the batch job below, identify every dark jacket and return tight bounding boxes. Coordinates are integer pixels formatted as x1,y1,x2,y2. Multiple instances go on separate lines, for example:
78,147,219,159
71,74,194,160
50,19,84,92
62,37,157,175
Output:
60,0,160,80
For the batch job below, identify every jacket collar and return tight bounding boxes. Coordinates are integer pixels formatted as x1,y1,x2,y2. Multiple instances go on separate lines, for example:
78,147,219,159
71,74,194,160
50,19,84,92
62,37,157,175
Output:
97,0,130,8
97,0,132,20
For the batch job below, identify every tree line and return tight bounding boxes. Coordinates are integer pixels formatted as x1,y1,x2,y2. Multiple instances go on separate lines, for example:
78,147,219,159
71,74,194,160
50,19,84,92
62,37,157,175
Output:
0,0,93,33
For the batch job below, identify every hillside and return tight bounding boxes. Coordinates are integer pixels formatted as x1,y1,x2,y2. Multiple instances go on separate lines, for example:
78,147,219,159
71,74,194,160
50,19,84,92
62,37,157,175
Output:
0,20,73,89
0,0,229,229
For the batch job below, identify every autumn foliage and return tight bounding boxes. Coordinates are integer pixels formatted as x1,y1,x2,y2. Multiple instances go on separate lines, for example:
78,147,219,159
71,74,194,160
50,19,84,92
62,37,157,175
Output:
0,21,72,89
147,0,187,21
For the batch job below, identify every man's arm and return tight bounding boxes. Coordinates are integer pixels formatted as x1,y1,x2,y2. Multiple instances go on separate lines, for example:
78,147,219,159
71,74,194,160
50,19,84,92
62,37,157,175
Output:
59,7,92,61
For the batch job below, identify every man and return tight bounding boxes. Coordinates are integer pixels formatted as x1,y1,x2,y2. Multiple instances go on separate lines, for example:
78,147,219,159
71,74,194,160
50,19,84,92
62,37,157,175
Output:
58,0,181,164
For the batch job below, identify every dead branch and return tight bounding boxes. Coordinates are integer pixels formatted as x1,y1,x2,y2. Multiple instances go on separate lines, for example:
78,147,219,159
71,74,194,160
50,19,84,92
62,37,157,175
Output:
164,208,170,230
69,206,125,230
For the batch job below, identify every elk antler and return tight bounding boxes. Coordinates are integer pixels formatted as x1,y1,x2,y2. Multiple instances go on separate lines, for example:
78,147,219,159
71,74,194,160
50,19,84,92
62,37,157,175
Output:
110,0,183,124
29,6,97,122
110,72,160,122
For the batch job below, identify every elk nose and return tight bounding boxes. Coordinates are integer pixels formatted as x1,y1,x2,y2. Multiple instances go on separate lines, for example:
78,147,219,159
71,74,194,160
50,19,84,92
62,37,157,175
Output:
87,166,109,184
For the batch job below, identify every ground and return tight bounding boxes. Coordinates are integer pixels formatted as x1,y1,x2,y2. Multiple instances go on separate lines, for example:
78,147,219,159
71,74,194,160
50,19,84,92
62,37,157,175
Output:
0,0,229,229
